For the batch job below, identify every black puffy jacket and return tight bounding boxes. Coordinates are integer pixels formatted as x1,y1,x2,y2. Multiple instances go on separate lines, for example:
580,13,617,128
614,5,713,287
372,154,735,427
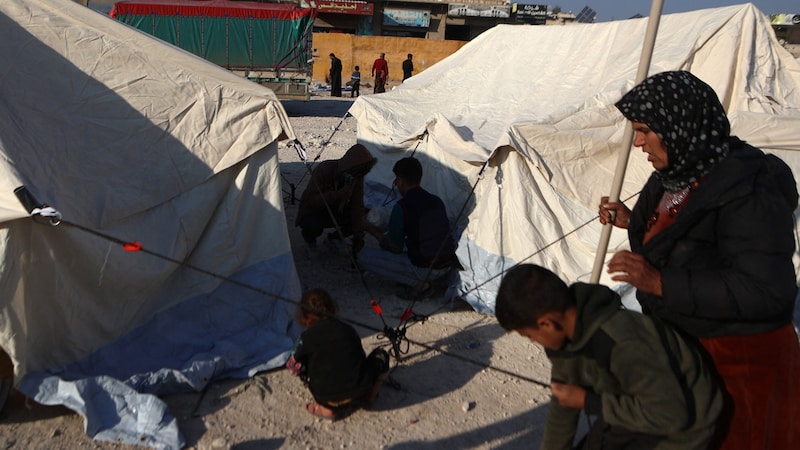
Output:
629,138,798,338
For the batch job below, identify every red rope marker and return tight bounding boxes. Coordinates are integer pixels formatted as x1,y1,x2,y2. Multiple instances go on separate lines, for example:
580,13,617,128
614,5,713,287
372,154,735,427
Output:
400,309,413,322
370,299,382,316
122,241,142,252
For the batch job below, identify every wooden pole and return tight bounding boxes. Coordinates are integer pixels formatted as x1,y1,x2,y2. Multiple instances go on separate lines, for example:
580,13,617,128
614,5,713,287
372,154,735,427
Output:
590,0,665,283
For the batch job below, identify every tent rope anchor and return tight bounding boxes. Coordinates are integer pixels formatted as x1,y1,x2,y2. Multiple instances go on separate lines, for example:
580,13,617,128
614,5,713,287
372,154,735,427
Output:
14,186,62,226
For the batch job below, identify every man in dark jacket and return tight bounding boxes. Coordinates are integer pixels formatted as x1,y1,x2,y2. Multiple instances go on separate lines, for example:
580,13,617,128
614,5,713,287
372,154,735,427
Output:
402,54,413,81
496,264,722,450
361,157,456,298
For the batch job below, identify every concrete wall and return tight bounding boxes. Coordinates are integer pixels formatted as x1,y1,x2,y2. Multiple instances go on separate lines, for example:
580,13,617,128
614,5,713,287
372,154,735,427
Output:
312,33,467,89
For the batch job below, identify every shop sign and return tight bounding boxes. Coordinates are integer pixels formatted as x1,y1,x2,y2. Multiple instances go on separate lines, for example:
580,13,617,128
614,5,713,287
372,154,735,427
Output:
771,13,800,25
383,8,431,28
512,4,547,24
316,0,373,16
447,4,511,18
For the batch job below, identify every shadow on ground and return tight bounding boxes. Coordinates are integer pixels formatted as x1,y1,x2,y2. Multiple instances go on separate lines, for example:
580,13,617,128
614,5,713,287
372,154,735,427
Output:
281,97,354,118
165,379,240,448
231,438,285,449
369,321,506,410
0,392,72,423
386,403,549,449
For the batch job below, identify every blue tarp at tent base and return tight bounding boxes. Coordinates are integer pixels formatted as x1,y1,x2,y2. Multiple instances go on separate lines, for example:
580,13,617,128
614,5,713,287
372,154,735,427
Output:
18,257,301,450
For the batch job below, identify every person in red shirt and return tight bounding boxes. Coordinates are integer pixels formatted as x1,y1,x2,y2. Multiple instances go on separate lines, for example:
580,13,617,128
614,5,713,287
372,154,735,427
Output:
371,52,388,94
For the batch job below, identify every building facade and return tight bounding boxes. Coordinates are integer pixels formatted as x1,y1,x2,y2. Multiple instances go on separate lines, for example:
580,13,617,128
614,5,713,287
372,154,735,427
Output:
313,1,565,41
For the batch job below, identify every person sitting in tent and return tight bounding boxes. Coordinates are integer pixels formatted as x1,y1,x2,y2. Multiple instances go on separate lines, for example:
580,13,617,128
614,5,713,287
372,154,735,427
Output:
598,70,800,449
360,156,456,299
495,264,722,449
287,288,390,420
296,144,376,257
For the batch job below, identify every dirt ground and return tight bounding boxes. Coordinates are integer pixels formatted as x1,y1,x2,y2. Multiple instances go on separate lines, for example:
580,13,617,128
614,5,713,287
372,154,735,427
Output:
0,93,557,450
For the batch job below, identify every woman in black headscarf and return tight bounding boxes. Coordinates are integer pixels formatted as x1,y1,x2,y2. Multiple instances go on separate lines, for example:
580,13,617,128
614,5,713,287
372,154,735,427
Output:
599,71,800,450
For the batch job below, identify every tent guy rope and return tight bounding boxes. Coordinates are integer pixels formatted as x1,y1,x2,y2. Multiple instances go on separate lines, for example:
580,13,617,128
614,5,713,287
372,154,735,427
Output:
11,185,552,390
289,111,351,199
456,191,641,300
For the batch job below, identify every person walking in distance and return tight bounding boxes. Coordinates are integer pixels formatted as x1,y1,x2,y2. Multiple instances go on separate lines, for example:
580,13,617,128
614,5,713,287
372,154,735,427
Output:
371,52,388,94
349,65,360,98
402,54,413,81
328,53,342,97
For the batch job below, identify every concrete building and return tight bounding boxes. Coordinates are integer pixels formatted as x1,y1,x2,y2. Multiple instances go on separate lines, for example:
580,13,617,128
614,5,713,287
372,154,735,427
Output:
313,1,564,41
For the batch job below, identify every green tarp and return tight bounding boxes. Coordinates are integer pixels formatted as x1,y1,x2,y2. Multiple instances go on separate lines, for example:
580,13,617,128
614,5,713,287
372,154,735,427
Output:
112,0,315,71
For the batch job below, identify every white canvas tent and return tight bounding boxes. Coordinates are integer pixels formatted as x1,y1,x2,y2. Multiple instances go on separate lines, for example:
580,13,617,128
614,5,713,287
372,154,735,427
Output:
0,0,301,448
350,3,800,314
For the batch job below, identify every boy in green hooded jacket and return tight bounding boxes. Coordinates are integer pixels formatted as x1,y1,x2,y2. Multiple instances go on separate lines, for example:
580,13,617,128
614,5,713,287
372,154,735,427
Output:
496,264,721,449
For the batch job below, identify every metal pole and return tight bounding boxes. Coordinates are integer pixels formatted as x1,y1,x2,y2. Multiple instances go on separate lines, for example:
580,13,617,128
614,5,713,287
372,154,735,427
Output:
590,0,665,283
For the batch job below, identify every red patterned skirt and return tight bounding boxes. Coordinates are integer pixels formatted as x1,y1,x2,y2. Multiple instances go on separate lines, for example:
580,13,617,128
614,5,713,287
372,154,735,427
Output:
699,324,800,450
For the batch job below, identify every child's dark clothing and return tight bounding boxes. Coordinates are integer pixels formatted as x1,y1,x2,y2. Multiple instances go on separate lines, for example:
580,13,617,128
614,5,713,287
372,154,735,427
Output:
291,318,388,411
544,283,722,450
350,71,360,98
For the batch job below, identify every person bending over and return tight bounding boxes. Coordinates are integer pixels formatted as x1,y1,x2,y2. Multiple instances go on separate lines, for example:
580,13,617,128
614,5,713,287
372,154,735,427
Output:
295,144,376,257
496,264,722,450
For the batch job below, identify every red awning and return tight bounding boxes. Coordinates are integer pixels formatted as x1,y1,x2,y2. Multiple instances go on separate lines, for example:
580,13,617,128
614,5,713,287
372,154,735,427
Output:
110,0,316,20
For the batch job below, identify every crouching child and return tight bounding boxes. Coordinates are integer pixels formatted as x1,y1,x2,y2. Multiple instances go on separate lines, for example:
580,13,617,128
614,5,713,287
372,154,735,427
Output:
495,264,722,449
287,288,390,420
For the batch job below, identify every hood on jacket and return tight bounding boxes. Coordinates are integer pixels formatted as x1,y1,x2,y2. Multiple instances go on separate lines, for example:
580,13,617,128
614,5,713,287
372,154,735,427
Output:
337,144,376,179
565,283,622,350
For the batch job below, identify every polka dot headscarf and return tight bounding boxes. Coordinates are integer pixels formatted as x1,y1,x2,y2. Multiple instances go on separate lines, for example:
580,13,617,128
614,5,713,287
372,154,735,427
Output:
615,71,730,192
